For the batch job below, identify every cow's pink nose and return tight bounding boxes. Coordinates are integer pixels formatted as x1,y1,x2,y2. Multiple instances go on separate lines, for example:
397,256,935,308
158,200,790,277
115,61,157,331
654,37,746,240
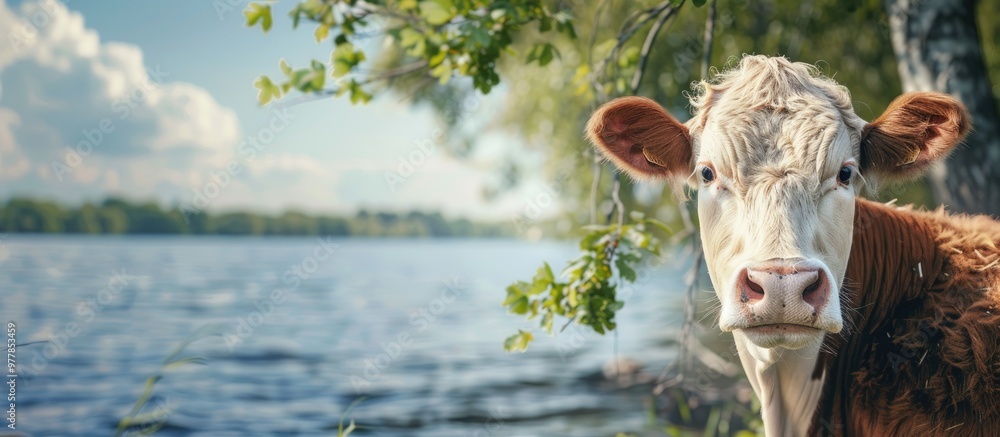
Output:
737,265,829,310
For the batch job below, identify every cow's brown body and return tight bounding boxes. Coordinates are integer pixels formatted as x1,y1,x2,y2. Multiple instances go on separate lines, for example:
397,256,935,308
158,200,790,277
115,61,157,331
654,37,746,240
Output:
814,198,1000,435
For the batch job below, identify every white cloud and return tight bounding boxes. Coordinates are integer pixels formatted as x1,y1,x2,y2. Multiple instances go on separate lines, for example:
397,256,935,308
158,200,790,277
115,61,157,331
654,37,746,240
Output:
0,0,550,220
0,0,240,188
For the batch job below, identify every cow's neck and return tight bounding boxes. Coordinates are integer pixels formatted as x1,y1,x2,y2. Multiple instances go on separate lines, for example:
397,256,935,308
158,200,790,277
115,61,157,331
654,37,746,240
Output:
808,198,944,434
842,198,943,327
734,333,823,437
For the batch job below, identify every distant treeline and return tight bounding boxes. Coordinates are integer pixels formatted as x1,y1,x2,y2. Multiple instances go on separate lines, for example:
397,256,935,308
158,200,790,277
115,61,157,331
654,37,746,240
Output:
0,198,514,237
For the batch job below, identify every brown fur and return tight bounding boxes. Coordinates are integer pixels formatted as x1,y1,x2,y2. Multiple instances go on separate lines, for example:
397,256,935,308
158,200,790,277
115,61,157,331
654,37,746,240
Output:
586,96,692,179
811,198,1000,436
861,92,971,181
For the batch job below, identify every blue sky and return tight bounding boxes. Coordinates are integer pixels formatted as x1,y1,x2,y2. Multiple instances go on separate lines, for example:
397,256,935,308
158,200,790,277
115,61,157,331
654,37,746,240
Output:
0,0,548,219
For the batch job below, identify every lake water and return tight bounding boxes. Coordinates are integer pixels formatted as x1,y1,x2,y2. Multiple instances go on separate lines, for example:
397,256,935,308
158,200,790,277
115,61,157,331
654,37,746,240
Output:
1,236,691,436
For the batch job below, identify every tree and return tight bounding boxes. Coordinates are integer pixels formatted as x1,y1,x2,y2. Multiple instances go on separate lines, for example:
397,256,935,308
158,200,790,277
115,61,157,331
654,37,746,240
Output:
65,203,103,233
0,198,64,232
886,0,1000,215
210,212,267,235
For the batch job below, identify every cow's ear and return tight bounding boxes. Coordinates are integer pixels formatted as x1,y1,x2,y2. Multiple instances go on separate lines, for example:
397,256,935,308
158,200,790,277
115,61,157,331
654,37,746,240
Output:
861,92,970,181
586,96,693,181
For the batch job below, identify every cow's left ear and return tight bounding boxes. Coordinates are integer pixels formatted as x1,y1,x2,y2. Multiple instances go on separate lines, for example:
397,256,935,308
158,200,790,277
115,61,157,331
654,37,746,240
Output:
861,91,971,180
586,96,693,182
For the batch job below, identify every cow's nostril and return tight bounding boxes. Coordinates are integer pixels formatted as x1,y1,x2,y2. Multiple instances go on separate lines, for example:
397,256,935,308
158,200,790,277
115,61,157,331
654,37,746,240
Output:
801,274,827,308
741,269,766,301
803,277,822,296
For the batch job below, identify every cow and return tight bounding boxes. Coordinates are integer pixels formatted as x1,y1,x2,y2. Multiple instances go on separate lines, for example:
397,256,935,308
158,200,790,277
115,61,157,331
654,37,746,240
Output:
586,55,1000,436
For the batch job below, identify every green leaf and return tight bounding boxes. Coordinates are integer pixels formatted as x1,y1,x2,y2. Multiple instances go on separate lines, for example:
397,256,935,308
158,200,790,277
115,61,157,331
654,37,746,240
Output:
279,59,293,76
579,229,607,250
567,285,578,307
467,28,491,48
619,46,640,68
253,75,282,106
244,3,273,33
428,48,447,67
349,82,372,104
541,313,554,333
615,258,637,282
531,262,554,288
420,0,455,26
503,281,529,305
314,23,330,42
539,44,557,66
400,28,425,53
527,43,559,66
430,59,453,84
332,43,361,78
509,295,529,314
557,21,577,39
538,16,552,32
503,330,534,352
692,0,707,6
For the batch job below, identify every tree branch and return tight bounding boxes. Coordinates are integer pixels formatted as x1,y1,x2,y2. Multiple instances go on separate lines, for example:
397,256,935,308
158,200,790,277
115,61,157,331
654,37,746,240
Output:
700,0,716,81
630,2,681,94
590,0,681,99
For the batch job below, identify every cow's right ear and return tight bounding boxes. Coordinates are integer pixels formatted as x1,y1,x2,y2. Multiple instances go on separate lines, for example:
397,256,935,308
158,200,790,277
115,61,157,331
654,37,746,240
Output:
586,96,693,181
861,92,970,181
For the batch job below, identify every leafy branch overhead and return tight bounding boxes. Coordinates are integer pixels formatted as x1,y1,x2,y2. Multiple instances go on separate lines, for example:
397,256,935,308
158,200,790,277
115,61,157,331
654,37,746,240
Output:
503,212,672,352
245,0,578,106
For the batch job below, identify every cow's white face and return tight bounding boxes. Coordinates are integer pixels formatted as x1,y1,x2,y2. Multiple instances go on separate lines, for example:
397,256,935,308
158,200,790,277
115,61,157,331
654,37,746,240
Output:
694,95,857,350
587,56,969,353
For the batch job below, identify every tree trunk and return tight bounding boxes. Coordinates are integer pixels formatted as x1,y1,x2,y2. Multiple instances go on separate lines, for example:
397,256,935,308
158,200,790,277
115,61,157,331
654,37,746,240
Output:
885,0,1000,216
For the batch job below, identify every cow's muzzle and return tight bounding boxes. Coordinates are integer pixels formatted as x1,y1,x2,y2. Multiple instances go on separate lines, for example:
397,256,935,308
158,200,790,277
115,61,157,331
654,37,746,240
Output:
732,258,835,331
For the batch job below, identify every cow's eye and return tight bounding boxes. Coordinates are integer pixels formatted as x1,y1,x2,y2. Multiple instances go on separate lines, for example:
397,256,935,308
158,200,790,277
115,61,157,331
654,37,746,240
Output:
701,166,715,183
838,166,852,185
